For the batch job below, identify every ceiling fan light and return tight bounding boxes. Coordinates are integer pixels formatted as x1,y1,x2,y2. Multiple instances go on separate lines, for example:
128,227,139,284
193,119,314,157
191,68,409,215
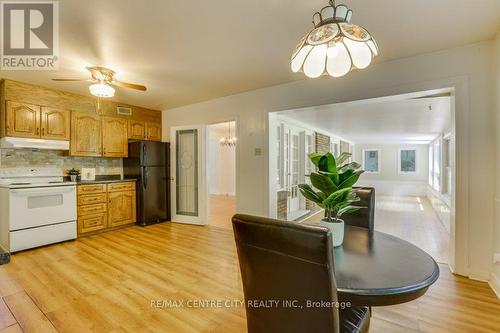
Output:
89,83,115,98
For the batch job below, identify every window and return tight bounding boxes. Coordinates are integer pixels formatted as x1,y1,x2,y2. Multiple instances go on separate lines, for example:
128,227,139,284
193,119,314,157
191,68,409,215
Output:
330,142,339,156
433,142,441,191
305,134,314,177
362,149,380,173
276,125,282,189
399,149,416,173
428,145,433,186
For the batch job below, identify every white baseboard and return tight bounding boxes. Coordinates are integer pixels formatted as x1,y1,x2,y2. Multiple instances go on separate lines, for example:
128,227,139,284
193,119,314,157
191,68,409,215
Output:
490,272,500,299
357,180,427,197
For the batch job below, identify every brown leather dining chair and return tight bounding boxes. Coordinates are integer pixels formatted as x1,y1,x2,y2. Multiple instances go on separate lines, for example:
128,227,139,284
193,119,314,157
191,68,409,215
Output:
342,187,375,231
232,214,370,333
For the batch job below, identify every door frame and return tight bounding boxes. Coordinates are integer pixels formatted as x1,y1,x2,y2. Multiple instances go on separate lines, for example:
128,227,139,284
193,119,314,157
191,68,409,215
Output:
267,79,468,278
206,120,239,224
170,125,208,225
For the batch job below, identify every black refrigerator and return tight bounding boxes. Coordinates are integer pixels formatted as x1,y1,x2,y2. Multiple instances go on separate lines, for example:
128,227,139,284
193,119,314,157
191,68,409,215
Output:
123,141,170,226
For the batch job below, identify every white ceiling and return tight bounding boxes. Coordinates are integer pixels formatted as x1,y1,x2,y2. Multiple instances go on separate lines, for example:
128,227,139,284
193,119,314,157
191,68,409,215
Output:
278,92,451,144
1,0,499,110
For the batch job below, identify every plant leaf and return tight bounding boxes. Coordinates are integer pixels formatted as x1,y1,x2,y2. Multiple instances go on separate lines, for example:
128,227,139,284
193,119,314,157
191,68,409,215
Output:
298,184,323,205
337,205,365,218
310,172,338,194
338,161,361,172
336,152,352,165
308,153,323,167
322,188,351,209
339,170,364,189
318,153,339,183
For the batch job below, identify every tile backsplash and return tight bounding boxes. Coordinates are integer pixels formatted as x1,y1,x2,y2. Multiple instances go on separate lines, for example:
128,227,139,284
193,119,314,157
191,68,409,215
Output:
0,149,122,175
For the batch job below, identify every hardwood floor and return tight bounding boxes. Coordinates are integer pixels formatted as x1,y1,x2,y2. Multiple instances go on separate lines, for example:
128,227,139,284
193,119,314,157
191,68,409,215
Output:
208,195,236,229
374,196,449,264
302,195,450,264
0,223,499,332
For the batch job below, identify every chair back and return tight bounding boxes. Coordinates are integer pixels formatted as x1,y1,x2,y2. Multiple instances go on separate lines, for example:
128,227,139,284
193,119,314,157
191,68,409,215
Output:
342,187,375,231
232,214,340,333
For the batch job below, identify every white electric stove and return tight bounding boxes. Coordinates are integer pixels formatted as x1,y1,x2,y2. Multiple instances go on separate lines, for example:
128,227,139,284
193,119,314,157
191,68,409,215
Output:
0,168,77,252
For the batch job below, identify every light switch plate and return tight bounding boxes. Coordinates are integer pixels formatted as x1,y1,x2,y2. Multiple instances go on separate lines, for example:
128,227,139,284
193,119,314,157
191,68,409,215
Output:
493,253,500,264
494,253,500,264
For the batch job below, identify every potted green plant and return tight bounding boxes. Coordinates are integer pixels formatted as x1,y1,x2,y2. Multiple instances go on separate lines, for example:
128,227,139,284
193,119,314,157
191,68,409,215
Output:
67,168,80,182
298,152,365,247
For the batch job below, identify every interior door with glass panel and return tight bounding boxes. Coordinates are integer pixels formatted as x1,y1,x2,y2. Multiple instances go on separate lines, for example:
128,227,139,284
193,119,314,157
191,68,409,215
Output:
170,126,207,225
286,127,301,214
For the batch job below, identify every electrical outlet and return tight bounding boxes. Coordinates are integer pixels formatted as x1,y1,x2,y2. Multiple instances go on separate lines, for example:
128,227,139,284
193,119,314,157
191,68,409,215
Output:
494,253,500,264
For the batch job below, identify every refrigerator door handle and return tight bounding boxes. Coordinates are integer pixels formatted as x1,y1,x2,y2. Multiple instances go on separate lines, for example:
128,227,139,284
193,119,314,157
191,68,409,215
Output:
143,168,148,189
142,144,147,165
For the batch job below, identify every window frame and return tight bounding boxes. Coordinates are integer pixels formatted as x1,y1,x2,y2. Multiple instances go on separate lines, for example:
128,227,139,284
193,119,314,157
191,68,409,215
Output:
398,148,417,174
362,149,381,174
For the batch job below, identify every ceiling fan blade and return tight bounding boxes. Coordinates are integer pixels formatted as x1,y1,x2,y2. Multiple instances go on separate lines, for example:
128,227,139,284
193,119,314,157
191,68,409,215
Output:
52,78,89,82
112,80,147,91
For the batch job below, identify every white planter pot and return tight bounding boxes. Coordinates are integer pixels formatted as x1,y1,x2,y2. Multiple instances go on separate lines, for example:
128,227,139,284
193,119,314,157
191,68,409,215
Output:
319,218,344,247
70,175,77,182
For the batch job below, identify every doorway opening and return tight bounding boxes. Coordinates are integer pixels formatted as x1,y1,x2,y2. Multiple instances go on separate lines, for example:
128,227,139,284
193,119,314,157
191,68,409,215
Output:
269,89,455,265
207,121,237,229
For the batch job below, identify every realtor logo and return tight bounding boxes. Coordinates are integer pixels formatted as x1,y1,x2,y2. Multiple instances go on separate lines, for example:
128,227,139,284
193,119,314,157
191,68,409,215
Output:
0,1,59,70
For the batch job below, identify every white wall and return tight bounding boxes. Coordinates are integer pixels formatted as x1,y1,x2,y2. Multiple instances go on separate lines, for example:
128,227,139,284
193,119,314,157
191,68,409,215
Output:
163,41,496,281
208,126,236,196
493,32,500,297
354,144,429,196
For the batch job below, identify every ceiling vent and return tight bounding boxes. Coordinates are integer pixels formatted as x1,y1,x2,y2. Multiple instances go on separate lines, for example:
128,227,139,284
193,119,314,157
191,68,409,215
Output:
117,106,132,116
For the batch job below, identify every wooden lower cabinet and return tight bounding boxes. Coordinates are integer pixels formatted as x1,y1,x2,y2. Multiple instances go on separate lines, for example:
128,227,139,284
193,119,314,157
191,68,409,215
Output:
78,213,107,234
108,190,136,227
77,182,136,236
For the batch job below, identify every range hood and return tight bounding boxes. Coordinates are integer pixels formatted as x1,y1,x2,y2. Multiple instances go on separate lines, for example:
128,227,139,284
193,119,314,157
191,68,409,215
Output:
0,137,69,150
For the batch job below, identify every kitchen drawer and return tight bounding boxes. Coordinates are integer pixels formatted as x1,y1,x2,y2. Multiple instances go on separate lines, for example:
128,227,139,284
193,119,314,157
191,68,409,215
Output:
78,213,107,234
77,184,106,195
107,182,135,192
78,203,107,216
78,193,107,206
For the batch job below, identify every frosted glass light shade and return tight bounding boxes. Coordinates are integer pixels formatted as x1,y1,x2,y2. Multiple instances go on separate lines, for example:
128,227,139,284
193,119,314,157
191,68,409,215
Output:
89,83,115,98
291,1,378,79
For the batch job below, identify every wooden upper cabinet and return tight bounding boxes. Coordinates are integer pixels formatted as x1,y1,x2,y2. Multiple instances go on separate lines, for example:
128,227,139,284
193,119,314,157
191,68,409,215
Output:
41,107,70,140
107,187,136,227
70,112,102,157
128,120,146,140
146,122,161,141
102,117,128,157
6,101,40,138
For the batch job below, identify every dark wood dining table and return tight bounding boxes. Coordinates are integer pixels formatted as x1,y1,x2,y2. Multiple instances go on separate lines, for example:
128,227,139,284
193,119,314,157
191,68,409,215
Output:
333,225,440,306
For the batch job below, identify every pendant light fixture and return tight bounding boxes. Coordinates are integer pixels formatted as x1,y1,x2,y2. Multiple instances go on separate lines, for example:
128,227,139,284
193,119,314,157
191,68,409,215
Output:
291,0,378,78
220,122,237,147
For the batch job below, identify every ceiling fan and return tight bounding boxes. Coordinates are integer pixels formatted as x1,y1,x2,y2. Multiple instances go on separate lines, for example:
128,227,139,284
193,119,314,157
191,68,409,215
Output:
52,66,147,98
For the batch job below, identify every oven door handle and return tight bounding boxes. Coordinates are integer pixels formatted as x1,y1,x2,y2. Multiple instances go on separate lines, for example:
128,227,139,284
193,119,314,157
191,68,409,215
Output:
10,187,76,196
